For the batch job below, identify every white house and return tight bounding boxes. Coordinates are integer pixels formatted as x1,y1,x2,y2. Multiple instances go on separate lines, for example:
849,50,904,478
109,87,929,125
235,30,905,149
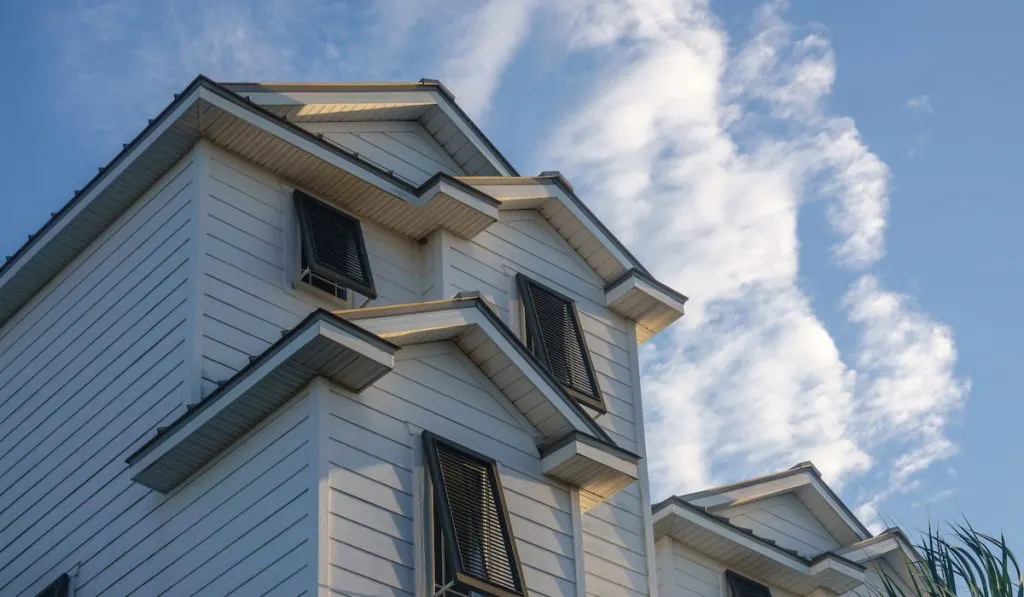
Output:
0,77,688,597
652,463,921,597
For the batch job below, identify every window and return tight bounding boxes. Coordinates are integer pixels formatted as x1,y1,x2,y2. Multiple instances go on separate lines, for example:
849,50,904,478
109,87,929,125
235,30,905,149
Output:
726,571,771,597
516,274,604,411
424,432,526,597
35,574,70,597
293,190,376,300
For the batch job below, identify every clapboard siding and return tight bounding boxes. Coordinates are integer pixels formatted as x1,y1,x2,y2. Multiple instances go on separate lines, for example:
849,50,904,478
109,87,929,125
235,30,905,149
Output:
0,155,198,596
76,392,311,596
198,145,422,395
301,121,464,186
446,210,652,594
320,342,577,597
716,494,841,558
656,538,802,597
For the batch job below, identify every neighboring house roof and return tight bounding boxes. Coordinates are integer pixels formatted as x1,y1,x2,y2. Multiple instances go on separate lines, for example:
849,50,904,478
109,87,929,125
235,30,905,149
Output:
654,464,922,595
682,461,872,544
0,75,685,338
652,496,866,595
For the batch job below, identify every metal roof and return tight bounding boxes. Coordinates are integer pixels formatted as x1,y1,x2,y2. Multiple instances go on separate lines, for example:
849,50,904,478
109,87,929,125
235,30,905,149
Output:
336,293,621,449
1,75,687,343
126,309,398,493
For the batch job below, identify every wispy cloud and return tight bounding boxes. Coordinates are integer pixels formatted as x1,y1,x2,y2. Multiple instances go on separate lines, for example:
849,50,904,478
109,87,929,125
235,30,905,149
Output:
535,0,966,515
906,94,933,113
439,0,539,122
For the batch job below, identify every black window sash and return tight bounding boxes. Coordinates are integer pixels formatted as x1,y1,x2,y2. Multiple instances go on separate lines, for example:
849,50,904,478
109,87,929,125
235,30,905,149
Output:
293,190,377,299
516,273,605,411
423,432,526,597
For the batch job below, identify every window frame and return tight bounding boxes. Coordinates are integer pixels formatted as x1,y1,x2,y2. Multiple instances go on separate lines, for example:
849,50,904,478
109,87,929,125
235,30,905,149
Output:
423,431,527,597
292,189,377,299
515,273,605,413
725,570,772,597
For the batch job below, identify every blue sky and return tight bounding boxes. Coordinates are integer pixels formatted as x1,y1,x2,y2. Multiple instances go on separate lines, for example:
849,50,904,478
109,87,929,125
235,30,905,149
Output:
1,0,1020,541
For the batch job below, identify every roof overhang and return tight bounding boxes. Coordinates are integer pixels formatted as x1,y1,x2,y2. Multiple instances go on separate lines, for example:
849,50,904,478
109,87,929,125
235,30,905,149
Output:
838,528,921,568
460,175,688,342
684,463,871,545
459,174,644,282
0,75,501,328
541,432,640,511
222,79,517,177
336,294,639,509
127,310,398,493
605,269,688,343
653,499,866,595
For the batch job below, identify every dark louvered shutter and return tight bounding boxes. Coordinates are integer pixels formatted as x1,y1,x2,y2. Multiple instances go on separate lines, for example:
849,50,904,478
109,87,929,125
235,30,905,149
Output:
425,433,525,597
726,571,771,597
294,190,376,298
35,574,70,597
517,274,603,410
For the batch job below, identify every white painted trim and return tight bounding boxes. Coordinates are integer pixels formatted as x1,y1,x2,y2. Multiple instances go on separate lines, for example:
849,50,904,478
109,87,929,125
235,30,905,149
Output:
570,488,586,597
197,87,415,201
316,320,395,369
807,476,873,541
655,536,676,597
628,321,661,597
541,439,639,479
409,421,431,597
428,90,515,177
605,273,687,315
183,141,209,405
419,177,500,220
310,377,332,596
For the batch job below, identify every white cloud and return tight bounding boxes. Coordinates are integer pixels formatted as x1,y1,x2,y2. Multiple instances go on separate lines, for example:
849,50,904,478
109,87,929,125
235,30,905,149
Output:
539,0,966,516
906,94,933,113
439,0,539,122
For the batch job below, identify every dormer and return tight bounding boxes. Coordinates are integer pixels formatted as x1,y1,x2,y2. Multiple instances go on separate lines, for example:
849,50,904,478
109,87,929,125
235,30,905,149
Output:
653,463,921,597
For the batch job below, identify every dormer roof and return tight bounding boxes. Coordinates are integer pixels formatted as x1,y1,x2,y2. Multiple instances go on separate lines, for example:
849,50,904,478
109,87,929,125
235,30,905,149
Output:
681,461,872,546
0,76,685,340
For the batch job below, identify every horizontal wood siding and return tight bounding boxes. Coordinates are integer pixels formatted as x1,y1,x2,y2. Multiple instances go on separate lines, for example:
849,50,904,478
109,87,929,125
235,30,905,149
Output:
657,538,801,597
0,156,199,596
301,121,465,186
72,391,312,596
446,210,651,595
198,145,422,395
716,494,842,558
321,342,576,597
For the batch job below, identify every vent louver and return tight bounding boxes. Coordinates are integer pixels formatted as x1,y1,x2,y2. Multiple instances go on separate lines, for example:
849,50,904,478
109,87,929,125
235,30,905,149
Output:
294,190,376,298
425,433,525,597
517,274,604,411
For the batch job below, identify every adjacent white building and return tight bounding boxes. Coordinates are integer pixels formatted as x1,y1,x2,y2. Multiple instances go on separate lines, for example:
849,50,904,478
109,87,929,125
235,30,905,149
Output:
0,77,919,597
653,463,920,597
